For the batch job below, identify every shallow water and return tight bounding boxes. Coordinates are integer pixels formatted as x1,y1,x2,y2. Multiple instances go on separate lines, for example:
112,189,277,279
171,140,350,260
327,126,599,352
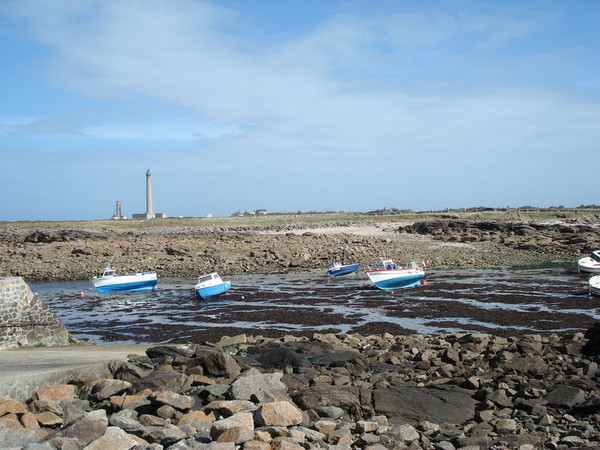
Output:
32,268,600,345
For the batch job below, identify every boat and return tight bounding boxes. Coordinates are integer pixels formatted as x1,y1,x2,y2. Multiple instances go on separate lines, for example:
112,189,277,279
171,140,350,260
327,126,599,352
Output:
195,272,232,300
327,261,361,277
365,256,427,290
91,265,158,293
590,275,600,297
578,250,600,274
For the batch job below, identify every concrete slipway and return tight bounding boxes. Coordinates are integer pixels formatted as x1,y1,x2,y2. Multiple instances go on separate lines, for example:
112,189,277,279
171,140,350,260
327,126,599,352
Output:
0,344,153,402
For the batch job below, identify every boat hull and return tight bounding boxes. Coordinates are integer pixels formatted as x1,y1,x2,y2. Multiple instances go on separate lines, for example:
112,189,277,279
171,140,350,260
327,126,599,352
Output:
92,274,158,293
366,269,425,290
590,276,600,296
328,263,360,277
578,257,600,273
195,281,232,300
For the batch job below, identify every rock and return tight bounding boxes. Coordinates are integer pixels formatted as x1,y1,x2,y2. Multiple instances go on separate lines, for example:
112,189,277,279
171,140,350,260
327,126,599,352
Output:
373,385,477,424
0,398,28,416
34,384,77,403
253,346,312,370
131,369,191,393
149,391,195,411
216,426,255,444
87,379,132,401
82,426,139,450
142,424,187,446
210,412,254,440
495,418,518,435
253,401,303,427
229,371,289,402
544,385,586,407
108,360,147,383
178,410,216,428
56,410,109,447
200,352,241,379
204,400,257,416
316,405,345,420
146,344,197,359
34,411,63,427
390,424,420,442
109,392,151,411
291,386,361,412
108,410,146,435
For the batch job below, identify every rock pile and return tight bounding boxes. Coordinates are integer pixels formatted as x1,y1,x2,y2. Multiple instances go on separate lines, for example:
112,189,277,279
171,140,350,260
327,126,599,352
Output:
403,221,600,256
2,330,600,449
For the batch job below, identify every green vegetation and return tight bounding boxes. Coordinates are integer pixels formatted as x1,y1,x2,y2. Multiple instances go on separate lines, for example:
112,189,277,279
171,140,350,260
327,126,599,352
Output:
1,207,598,231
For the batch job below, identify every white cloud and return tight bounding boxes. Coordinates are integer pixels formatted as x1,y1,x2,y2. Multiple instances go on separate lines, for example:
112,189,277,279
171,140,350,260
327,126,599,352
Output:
1,0,599,219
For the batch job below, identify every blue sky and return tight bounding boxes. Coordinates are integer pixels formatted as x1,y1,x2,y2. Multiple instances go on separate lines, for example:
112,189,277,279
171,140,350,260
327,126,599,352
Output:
1,0,599,221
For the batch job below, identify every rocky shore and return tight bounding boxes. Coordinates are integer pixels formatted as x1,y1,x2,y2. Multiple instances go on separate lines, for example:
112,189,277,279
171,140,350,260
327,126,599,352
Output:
1,214,599,282
2,328,600,449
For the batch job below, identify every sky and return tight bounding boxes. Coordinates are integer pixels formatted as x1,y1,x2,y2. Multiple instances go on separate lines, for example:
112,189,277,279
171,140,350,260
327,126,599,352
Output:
1,0,599,221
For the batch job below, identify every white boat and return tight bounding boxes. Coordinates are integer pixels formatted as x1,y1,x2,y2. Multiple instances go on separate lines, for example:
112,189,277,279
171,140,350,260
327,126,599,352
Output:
365,257,427,290
578,250,600,273
327,261,360,277
590,275,600,297
195,272,232,300
91,265,158,293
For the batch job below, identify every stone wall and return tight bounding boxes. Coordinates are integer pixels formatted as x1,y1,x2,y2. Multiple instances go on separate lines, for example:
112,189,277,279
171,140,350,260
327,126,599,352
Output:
0,277,72,349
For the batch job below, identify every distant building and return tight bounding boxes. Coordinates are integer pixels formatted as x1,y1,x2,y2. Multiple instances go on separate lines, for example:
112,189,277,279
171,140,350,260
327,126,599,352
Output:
132,170,167,219
112,201,126,220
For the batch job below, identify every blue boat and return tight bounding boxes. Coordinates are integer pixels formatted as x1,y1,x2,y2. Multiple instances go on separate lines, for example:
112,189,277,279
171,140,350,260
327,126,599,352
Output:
365,257,427,290
195,272,232,300
91,265,158,293
327,261,361,277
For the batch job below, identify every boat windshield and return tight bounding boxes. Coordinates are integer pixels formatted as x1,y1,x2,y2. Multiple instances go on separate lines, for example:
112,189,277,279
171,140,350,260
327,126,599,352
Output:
197,275,212,283
592,252,600,263
374,258,395,270
103,270,116,277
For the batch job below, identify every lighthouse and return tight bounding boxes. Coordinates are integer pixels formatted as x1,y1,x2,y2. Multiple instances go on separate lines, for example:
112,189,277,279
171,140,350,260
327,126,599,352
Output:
145,170,154,216
132,170,166,219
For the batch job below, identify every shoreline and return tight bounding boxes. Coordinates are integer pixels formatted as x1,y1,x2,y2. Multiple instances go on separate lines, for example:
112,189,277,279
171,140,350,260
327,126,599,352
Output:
1,212,599,283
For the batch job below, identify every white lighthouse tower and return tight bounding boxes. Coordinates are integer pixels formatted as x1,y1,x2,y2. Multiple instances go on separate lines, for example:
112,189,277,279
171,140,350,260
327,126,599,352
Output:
133,170,166,219
145,169,154,217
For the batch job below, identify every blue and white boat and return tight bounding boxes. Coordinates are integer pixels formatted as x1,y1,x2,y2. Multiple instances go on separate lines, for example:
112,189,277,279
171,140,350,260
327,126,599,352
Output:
365,257,427,290
195,272,232,300
91,265,158,293
578,250,600,274
327,261,361,277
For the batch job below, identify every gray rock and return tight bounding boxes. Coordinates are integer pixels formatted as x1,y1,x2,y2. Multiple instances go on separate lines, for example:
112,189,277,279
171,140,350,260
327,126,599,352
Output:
88,379,132,401
200,352,241,379
254,346,312,370
291,386,361,413
544,385,586,407
147,344,198,359
131,369,192,394
143,424,187,446
373,385,477,424
229,371,288,402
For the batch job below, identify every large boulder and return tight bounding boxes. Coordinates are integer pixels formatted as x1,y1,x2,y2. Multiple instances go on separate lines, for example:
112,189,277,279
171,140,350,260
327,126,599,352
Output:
373,385,477,425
